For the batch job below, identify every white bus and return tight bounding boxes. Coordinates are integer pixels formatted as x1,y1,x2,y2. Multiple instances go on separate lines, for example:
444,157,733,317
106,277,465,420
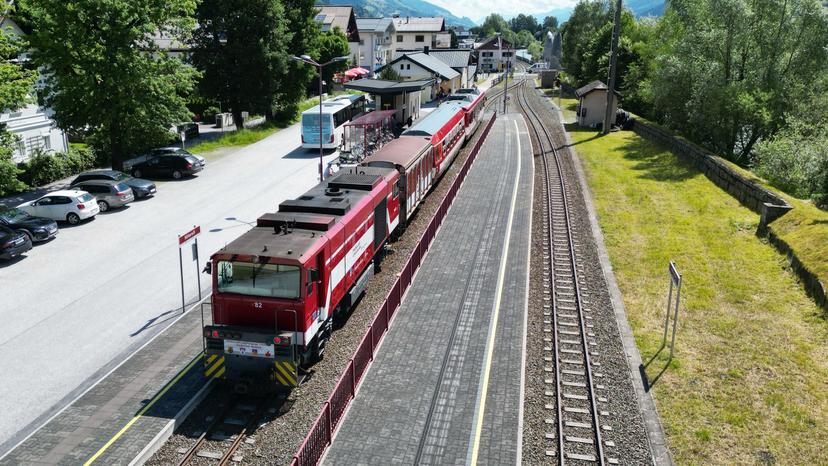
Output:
301,94,366,149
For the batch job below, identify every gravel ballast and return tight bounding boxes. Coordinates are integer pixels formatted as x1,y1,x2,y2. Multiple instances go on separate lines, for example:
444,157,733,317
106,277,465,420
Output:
519,83,655,465
147,115,495,466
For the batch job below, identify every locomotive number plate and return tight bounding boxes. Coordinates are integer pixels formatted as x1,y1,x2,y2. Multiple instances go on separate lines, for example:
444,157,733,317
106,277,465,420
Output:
224,340,276,358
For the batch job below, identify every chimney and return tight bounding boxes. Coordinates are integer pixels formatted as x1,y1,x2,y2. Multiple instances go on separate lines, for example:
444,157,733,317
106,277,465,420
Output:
406,16,409,23
424,46,429,54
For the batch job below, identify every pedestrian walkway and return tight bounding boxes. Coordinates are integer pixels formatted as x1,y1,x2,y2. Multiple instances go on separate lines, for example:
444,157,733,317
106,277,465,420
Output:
0,304,209,466
322,114,534,465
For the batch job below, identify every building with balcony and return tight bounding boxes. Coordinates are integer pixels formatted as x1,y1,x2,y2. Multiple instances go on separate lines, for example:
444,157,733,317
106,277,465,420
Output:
475,36,516,73
356,17,395,73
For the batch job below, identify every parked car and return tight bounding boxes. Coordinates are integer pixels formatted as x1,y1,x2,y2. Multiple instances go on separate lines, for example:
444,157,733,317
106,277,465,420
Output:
130,154,203,179
151,147,206,168
0,206,58,243
0,225,32,260
71,170,157,199
18,190,100,225
70,179,134,212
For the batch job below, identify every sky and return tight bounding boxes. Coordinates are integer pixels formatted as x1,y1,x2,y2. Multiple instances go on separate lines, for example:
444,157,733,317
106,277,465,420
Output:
425,0,578,21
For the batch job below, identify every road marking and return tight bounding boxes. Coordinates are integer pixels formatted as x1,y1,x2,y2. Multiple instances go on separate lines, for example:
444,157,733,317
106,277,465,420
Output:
83,353,204,465
468,118,522,464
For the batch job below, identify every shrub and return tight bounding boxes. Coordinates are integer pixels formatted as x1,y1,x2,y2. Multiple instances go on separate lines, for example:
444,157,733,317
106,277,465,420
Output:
202,106,220,123
19,146,99,187
753,119,828,206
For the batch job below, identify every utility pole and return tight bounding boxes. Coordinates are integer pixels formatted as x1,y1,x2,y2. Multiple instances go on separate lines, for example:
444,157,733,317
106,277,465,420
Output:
502,44,510,114
603,0,623,135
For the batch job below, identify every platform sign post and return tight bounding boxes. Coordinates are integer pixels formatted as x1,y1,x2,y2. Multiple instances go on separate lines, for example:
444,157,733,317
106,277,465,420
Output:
177,225,201,313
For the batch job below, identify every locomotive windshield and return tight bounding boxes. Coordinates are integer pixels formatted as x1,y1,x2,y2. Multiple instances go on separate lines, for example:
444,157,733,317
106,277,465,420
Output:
217,261,301,299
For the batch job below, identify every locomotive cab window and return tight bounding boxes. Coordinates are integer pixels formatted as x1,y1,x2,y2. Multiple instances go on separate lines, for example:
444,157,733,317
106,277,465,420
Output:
217,261,301,299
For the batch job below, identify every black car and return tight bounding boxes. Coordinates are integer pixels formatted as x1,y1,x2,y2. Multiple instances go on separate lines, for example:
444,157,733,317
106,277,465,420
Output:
0,225,33,260
130,154,203,179
71,170,157,199
0,205,58,243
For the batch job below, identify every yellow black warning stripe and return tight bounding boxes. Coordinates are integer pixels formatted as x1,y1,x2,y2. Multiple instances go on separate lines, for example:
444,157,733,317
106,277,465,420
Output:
204,354,225,379
273,360,298,387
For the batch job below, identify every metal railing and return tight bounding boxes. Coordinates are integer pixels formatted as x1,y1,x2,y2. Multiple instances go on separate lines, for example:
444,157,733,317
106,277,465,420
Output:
290,112,498,466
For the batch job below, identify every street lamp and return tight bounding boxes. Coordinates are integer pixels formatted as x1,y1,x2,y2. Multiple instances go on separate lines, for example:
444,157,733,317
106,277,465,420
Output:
293,54,350,181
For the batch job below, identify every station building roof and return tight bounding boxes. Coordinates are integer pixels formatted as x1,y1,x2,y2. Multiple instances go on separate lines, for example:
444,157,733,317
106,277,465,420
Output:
344,78,434,95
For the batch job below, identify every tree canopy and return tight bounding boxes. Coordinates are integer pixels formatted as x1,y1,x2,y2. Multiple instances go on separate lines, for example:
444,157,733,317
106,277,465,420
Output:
314,29,350,94
0,13,37,195
191,0,290,129
21,0,199,170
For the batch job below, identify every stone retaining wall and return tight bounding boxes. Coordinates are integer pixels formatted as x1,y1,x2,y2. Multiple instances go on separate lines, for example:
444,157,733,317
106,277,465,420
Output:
629,118,828,311
630,119,792,225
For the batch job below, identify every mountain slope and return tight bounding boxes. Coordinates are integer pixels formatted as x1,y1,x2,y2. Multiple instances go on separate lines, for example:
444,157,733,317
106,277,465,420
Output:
316,0,476,27
532,0,666,23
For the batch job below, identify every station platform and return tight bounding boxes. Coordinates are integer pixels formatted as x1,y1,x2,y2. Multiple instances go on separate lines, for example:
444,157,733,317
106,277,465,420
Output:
322,114,534,465
0,305,209,466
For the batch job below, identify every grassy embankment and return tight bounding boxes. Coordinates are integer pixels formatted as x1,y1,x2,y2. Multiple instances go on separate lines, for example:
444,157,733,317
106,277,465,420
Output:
567,124,828,464
188,91,363,156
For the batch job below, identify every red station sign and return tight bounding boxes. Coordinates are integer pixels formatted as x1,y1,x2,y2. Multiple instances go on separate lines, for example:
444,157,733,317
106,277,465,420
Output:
178,225,201,245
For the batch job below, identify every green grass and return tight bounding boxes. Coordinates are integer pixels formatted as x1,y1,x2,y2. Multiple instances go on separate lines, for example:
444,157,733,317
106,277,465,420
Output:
568,126,828,465
188,124,281,155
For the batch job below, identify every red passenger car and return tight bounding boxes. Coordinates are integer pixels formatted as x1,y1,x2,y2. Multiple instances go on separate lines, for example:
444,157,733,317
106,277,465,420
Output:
203,169,399,391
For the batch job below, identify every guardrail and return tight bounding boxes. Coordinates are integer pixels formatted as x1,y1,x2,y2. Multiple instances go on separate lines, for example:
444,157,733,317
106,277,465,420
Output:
290,111,499,466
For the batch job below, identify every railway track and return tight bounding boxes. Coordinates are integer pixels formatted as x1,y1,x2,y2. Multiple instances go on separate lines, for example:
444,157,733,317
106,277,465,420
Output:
176,394,276,466
516,82,609,464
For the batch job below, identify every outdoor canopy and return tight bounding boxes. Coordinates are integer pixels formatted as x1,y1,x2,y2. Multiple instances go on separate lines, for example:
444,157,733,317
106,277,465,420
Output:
344,67,370,78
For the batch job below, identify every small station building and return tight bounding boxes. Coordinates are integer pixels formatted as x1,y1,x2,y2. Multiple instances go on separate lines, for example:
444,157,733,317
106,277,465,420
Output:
575,80,620,128
344,78,433,125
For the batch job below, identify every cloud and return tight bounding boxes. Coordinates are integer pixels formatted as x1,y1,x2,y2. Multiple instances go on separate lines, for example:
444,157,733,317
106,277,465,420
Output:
426,0,578,20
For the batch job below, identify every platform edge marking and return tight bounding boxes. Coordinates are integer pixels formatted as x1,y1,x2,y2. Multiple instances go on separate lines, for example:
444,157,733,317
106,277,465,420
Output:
468,118,522,465
83,352,204,465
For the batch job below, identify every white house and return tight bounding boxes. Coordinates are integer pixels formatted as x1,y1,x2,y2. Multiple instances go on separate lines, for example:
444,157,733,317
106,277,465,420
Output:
383,51,462,100
394,48,476,88
575,80,619,128
391,17,450,51
0,17,69,163
475,36,516,73
355,17,395,72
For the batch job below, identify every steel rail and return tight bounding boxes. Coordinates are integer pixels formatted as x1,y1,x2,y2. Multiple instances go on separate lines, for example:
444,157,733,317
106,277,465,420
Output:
516,81,605,465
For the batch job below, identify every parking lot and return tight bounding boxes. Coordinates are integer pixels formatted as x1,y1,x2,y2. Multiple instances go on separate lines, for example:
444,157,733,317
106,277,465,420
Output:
0,123,340,451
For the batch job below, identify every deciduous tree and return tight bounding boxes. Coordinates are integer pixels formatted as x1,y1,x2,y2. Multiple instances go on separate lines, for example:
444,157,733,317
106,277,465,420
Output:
271,0,321,123
191,0,290,129
651,0,828,161
314,29,350,94
21,0,198,171
0,10,36,194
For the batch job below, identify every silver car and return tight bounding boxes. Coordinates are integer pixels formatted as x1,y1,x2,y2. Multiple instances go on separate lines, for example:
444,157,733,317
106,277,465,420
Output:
70,179,134,212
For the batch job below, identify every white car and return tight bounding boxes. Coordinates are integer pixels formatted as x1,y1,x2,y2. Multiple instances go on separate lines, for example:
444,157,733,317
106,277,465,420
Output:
19,189,100,225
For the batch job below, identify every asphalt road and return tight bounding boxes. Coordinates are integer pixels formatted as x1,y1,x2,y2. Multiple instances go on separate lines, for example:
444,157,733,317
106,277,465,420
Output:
0,122,339,451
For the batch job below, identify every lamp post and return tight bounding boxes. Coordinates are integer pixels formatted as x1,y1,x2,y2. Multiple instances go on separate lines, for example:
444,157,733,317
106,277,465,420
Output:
292,54,350,181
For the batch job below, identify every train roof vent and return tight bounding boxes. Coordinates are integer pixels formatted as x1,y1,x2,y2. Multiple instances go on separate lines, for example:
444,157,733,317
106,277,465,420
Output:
327,173,381,191
258,212,336,232
279,197,351,216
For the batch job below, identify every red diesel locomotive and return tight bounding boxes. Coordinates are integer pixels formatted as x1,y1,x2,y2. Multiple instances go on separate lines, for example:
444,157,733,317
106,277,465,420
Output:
202,89,486,392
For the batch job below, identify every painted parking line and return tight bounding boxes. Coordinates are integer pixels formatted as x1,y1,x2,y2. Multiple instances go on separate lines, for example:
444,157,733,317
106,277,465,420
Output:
83,353,204,466
467,119,523,465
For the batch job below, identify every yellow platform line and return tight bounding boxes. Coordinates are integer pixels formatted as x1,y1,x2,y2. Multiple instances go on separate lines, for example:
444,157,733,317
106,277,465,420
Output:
469,119,522,464
83,353,204,465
